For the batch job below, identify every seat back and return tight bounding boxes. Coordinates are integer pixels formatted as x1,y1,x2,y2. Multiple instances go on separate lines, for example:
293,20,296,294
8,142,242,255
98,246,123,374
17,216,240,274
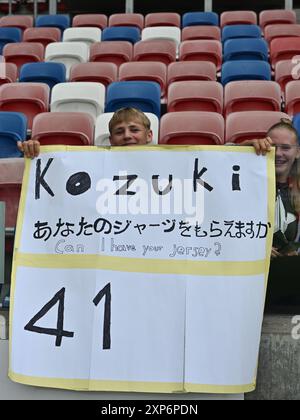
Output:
19,62,66,89
225,111,290,143
0,157,24,228
23,27,61,47
222,25,261,42
133,39,177,65
62,27,102,47
105,81,161,118
0,111,27,157
264,24,300,43
0,15,33,31
45,42,89,78
270,37,300,67
182,26,221,41
0,27,22,54
182,12,219,27
102,26,141,44
0,63,17,86
220,11,257,27
167,61,217,85
259,9,296,30
32,112,94,146
0,83,49,130
108,13,144,30
90,41,132,66
179,40,222,70
223,38,268,62
274,59,295,93
159,111,224,145
95,112,159,145
141,26,181,52
51,82,105,121
145,13,181,28
221,60,271,85
72,14,108,30
36,14,71,32
285,81,300,116
3,42,45,72
69,62,117,86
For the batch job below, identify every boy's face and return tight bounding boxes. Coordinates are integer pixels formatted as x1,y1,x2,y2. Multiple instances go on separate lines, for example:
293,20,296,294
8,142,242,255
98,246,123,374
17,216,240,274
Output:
109,119,153,146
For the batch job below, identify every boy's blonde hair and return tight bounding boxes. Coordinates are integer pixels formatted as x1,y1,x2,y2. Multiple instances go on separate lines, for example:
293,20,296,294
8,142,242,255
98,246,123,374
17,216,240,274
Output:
109,108,151,134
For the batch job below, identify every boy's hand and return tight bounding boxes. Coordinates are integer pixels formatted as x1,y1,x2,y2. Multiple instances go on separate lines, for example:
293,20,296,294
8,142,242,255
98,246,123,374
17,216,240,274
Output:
17,140,40,159
239,137,273,155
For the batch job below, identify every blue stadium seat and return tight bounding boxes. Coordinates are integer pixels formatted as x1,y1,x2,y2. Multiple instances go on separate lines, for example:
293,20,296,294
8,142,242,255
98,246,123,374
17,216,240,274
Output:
292,113,300,141
182,12,219,27
105,81,161,118
223,38,268,62
102,27,141,44
0,27,21,54
0,112,27,158
222,25,262,43
19,62,66,89
35,14,70,32
221,60,271,85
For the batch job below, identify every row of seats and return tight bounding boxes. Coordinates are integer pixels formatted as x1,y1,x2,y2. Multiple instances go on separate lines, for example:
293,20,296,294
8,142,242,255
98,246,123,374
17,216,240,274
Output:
0,109,294,158
0,10,297,30
3,77,300,123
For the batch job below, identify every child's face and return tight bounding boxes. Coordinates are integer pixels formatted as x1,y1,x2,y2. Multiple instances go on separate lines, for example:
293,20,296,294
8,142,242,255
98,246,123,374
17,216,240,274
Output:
109,119,153,146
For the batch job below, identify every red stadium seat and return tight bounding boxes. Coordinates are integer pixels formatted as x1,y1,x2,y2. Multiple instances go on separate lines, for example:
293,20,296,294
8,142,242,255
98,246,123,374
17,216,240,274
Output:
167,81,223,113
274,60,296,93
3,42,44,73
90,41,133,66
167,61,217,85
72,14,108,30
32,112,94,146
119,61,167,98
69,62,117,86
225,111,290,143
108,13,144,30
285,81,300,115
220,11,257,28
159,111,224,145
0,82,49,130
0,158,24,229
145,13,181,28
224,80,282,117
179,40,222,71
23,27,61,48
182,26,221,41
0,15,33,31
264,24,300,43
270,37,300,67
0,63,18,86
259,9,296,30
133,39,177,65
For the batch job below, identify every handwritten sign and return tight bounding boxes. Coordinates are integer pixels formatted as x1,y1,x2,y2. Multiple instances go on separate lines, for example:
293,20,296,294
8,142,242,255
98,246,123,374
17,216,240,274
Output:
9,145,275,393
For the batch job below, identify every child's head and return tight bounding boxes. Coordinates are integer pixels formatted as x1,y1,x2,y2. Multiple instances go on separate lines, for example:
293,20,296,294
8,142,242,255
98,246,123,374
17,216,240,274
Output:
109,107,153,146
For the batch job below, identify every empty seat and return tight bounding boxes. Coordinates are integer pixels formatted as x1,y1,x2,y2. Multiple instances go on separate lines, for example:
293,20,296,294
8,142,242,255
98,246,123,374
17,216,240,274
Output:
32,112,94,146
62,27,101,46
72,14,108,30
264,24,300,43
102,26,140,44
141,26,181,52
221,60,271,85
0,27,22,54
274,60,296,93
0,112,27,158
220,11,257,27
159,111,224,145
222,25,262,42
182,26,221,41
167,81,223,113
119,61,167,98
259,10,296,30
145,13,181,28
106,81,161,118
69,62,117,86
0,15,33,31
35,14,71,32
224,80,281,116
179,40,222,71
45,42,89,78
0,158,24,228
270,37,300,67
23,27,61,47
50,82,105,121
182,12,219,27
3,42,44,72
223,38,268,62
133,39,177,65
0,83,49,130
225,111,290,143
167,61,217,85
108,13,144,30
95,112,159,146
90,41,132,66
0,63,18,86
19,62,66,89
285,81,300,115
